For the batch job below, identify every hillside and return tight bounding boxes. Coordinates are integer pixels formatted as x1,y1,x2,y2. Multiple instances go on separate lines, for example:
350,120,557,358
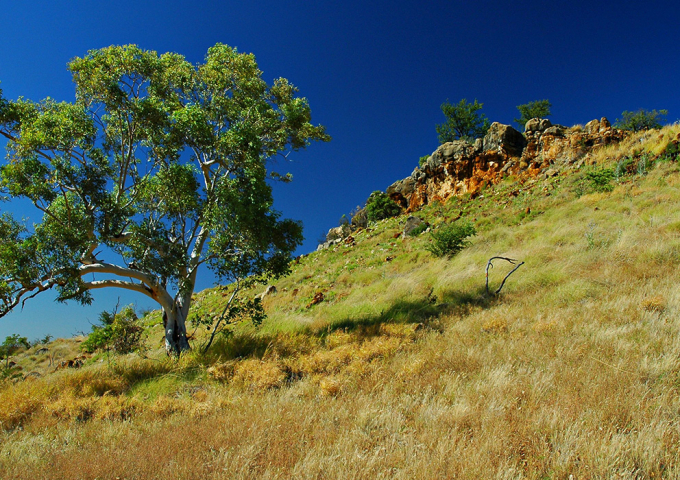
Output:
2,123,680,478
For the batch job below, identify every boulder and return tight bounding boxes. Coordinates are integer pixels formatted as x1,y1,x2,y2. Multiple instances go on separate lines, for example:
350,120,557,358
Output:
483,122,527,157
525,118,552,133
326,224,351,243
425,140,474,172
403,216,427,236
585,119,600,134
524,118,541,133
351,207,368,229
255,285,277,300
440,140,473,161
543,125,566,136
410,167,426,182
539,118,553,131
599,117,611,131
474,138,484,153
387,177,416,197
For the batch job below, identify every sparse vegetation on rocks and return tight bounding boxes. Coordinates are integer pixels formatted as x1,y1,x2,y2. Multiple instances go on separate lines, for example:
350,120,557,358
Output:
615,108,668,132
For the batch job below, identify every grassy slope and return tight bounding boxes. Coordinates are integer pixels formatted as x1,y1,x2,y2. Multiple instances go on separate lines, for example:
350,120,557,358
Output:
2,126,680,478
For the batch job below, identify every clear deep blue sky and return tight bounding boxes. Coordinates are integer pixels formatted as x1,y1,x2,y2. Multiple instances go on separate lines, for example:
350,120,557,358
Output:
1,0,679,339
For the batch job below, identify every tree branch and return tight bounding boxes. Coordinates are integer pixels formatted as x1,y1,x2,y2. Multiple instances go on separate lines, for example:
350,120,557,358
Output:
78,262,157,287
202,283,241,353
82,279,155,299
485,257,524,295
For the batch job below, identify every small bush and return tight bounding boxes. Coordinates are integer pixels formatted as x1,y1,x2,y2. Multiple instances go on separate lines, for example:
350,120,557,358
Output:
0,334,29,358
586,168,615,193
426,222,476,258
82,305,144,354
659,141,680,162
419,155,430,168
365,191,401,222
637,154,651,176
615,157,634,179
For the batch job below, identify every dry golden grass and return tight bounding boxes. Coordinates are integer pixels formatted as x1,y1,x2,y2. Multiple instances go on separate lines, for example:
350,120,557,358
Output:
2,126,680,478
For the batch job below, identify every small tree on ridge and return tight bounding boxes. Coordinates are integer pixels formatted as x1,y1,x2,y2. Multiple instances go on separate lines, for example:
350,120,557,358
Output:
614,109,668,132
436,99,490,144
515,99,552,129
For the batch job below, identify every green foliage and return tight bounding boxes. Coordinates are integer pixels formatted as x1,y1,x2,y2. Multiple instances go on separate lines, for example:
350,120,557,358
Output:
614,157,634,179
0,44,328,353
30,334,53,347
637,154,652,176
0,334,30,358
614,109,668,132
515,99,552,129
586,168,615,193
426,222,476,258
436,99,490,143
365,191,401,222
660,141,680,162
81,305,144,354
419,155,430,167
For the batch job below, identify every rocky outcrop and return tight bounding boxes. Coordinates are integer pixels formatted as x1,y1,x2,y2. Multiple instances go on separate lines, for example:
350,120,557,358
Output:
317,223,352,251
483,122,526,157
386,118,626,212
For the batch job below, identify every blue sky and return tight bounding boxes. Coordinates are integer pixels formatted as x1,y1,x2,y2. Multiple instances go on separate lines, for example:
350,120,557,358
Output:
1,0,679,339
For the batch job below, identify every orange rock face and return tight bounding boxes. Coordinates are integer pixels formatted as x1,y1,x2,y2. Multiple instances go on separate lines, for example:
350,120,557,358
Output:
386,120,626,212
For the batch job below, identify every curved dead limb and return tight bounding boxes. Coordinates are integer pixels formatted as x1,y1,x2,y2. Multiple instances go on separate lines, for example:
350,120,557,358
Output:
486,257,525,295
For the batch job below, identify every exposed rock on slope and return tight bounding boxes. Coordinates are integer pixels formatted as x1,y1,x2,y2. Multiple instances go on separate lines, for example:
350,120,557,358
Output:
387,117,625,212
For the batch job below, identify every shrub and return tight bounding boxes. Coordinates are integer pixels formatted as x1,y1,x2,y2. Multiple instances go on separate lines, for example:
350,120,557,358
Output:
426,222,476,258
365,191,401,222
659,141,680,162
419,155,430,168
0,334,30,358
614,109,668,132
637,154,651,176
82,305,144,354
614,157,634,179
585,168,615,193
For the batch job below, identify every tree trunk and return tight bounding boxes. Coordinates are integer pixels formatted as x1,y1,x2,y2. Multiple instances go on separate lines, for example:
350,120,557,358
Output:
163,306,190,355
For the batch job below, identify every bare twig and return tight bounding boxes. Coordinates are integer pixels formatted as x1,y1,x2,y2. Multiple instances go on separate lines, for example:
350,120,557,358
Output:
201,283,241,354
486,257,525,295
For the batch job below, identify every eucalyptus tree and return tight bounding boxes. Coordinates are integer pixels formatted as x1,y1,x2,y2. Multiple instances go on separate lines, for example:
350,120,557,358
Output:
0,44,329,354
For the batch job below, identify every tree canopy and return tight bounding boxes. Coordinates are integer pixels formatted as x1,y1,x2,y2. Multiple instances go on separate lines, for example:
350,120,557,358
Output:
435,99,490,144
514,99,552,130
614,109,668,132
0,44,329,354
